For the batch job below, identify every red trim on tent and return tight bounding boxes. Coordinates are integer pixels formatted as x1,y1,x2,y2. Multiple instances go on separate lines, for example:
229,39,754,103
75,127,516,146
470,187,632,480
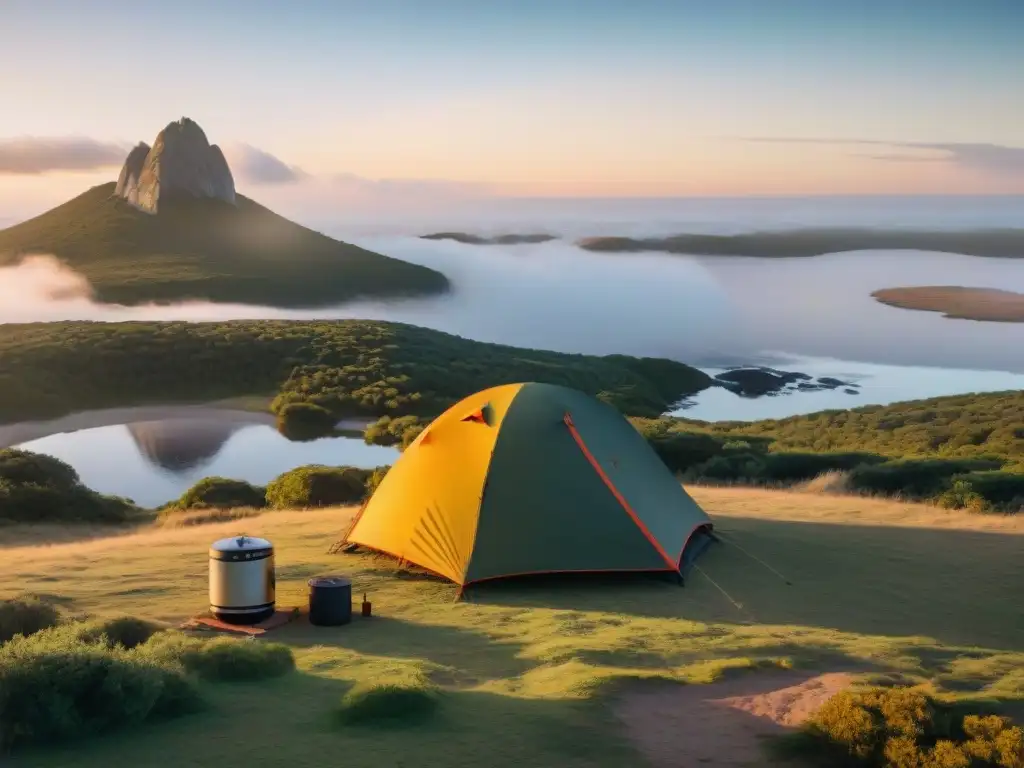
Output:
341,499,371,544
562,412,679,572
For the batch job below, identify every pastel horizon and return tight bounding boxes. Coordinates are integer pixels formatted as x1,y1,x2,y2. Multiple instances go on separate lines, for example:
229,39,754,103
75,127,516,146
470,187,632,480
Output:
1,0,1022,220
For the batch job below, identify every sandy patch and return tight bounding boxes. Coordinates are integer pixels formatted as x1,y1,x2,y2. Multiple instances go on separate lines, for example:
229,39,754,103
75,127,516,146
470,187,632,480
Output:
615,670,852,767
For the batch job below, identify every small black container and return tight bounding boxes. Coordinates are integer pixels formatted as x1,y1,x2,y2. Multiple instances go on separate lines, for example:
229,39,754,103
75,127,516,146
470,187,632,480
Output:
307,575,353,627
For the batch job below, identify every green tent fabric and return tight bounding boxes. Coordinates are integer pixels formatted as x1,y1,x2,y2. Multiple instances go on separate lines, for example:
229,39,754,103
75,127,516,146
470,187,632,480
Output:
343,382,714,588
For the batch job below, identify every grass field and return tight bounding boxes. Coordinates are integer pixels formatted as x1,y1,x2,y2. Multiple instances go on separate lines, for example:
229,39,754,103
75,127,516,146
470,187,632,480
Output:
2,486,1023,767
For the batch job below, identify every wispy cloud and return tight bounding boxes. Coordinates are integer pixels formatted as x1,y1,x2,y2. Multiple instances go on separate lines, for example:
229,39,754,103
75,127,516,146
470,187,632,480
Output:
738,137,1024,175
222,143,308,185
326,173,493,200
0,137,129,174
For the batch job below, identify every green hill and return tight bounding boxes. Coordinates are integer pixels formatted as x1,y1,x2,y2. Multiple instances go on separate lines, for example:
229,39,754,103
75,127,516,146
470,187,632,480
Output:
691,390,1024,466
0,183,449,307
0,319,713,425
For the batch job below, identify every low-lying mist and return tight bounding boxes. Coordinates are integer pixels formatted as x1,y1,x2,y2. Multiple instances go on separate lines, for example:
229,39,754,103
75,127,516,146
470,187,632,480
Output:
2,238,1023,374
0,244,744,364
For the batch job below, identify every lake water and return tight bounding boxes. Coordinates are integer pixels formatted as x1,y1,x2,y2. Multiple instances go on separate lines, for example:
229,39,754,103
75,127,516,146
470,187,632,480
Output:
2,196,1022,502
11,413,398,508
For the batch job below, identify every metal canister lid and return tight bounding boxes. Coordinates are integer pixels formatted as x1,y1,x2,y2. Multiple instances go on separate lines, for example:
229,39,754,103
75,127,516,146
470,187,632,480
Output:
209,535,273,562
211,535,272,552
308,575,352,588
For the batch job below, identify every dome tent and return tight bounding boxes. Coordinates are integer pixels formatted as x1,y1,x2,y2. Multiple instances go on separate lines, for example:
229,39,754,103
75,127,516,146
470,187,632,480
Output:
341,382,714,591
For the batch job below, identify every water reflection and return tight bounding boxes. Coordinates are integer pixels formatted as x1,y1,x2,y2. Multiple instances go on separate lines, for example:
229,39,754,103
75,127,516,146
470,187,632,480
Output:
16,420,399,508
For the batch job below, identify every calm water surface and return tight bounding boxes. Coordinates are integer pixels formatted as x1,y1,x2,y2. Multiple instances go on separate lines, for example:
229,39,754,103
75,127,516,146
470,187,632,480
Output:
2,198,1022,502
15,420,398,508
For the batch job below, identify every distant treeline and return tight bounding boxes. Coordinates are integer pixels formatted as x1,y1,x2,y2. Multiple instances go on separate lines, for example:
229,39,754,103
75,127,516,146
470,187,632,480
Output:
0,320,712,426
576,228,1024,259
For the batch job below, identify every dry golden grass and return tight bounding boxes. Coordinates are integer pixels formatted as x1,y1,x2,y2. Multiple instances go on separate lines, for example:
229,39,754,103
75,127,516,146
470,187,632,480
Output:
0,521,143,548
3,486,1023,767
792,469,852,495
153,506,265,528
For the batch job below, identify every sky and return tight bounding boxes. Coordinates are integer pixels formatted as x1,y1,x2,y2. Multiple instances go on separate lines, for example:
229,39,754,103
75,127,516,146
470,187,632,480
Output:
1,0,1022,220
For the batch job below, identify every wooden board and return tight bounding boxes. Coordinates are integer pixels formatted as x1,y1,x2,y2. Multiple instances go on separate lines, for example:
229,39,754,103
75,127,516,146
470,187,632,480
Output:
180,608,299,636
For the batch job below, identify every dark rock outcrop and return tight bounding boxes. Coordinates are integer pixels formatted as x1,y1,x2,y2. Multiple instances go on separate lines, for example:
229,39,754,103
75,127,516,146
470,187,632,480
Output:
113,117,236,214
715,367,855,398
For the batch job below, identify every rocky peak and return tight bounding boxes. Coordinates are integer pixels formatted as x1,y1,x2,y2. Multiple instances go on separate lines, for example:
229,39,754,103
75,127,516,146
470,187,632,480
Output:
114,117,236,214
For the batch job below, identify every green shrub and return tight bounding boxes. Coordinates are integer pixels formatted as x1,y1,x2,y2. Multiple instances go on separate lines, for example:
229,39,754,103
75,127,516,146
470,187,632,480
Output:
276,401,337,440
936,479,990,513
630,422,732,471
364,415,427,449
777,686,1024,768
334,681,439,727
758,452,887,483
684,452,766,482
365,465,392,497
0,597,61,644
848,458,1004,499
0,626,200,750
73,617,163,649
265,465,372,509
0,448,140,523
955,471,1024,510
174,477,266,510
0,449,80,490
142,632,295,682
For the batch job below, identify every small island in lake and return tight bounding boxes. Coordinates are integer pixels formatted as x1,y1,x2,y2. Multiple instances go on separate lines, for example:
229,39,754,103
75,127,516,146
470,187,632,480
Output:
576,228,1024,259
421,232,557,245
871,286,1024,323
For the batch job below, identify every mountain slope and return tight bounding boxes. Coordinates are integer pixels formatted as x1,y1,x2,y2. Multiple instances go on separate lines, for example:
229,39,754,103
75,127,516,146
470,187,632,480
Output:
0,183,450,307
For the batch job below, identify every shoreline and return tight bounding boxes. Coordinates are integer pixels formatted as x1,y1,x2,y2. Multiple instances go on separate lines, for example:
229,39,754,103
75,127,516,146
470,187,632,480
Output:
0,403,274,449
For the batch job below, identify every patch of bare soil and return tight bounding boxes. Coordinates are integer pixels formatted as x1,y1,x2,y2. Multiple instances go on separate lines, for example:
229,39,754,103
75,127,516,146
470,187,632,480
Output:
614,670,853,767
872,285,1024,323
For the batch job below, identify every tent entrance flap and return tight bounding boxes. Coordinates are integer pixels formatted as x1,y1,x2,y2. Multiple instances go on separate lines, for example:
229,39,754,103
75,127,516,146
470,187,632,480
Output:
562,411,679,572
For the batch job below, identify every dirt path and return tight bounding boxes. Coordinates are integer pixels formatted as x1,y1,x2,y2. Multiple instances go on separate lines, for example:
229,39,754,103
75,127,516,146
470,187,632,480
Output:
614,670,852,767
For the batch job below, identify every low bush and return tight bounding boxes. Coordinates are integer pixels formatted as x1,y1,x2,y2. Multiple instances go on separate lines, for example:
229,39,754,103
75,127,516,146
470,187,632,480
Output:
0,597,61,644
0,448,140,524
276,401,337,440
630,421,733,471
776,686,1024,767
363,415,427,449
684,450,887,486
0,626,201,750
335,680,440,727
365,465,391,497
73,616,163,649
173,477,266,510
956,471,1024,510
935,479,990,513
848,458,1005,499
265,465,372,509
142,632,295,682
